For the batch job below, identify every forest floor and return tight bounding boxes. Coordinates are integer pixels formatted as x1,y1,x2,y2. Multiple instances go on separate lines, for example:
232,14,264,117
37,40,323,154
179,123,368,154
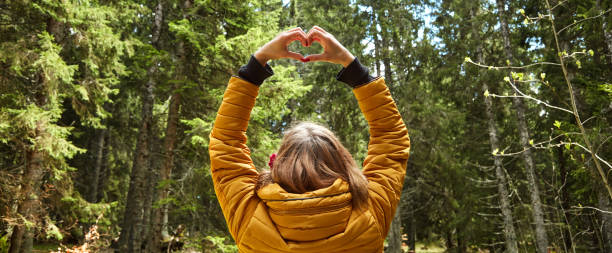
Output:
33,242,447,252
404,242,446,252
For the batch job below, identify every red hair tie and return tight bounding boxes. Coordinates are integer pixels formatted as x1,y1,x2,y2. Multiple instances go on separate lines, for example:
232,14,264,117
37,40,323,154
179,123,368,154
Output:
268,153,277,168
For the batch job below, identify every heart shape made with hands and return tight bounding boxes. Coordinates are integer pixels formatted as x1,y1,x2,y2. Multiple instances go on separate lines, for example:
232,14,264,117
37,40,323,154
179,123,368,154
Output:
256,26,354,67
283,28,325,63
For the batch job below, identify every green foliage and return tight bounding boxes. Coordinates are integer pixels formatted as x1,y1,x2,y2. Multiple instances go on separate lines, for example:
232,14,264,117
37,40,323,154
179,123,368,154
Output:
204,236,239,253
600,83,612,97
45,219,63,241
0,234,8,253
183,117,213,149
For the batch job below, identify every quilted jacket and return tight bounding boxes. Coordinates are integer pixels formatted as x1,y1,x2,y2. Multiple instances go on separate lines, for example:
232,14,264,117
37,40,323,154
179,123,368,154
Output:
209,76,410,252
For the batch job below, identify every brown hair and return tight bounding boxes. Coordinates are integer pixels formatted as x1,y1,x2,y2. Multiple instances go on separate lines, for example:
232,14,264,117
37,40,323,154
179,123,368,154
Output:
257,122,369,210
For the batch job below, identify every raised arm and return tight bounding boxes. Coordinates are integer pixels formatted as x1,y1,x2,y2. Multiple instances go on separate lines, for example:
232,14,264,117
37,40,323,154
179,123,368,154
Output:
209,28,308,240
354,78,410,236
307,26,411,236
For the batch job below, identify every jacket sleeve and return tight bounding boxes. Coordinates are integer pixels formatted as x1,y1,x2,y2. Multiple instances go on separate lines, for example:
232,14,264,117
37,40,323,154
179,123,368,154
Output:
353,77,410,237
209,76,261,242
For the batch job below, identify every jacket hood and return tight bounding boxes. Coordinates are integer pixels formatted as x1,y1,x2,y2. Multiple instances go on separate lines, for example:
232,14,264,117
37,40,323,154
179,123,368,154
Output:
256,178,353,242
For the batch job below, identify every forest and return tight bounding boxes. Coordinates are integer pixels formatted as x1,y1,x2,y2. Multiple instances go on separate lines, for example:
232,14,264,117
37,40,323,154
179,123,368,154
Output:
1,0,612,252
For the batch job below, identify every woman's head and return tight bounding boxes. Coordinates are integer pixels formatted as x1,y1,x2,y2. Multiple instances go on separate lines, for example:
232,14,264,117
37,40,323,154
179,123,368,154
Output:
266,122,369,210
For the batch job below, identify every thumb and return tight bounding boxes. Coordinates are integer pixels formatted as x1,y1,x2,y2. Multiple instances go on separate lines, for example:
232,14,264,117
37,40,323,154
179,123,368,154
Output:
303,53,327,62
284,51,305,61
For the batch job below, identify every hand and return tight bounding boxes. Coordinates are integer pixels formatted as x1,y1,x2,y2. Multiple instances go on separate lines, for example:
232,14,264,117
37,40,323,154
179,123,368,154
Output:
254,27,309,66
303,26,355,67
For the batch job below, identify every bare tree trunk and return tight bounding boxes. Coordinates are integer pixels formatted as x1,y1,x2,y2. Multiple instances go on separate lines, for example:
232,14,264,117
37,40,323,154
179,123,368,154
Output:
385,207,402,253
456,225,465,253
558,147,574,252
371,9,381,77
118,1,163,252
89,129,106,203
407,209,415,253
406,163,416,253
495,1,549,252
148,90,181,253
598,0,612,65
118,63,155,253
147,1,189,251
605,21,612,66
9,139,45,253
97,131,110,202
486,84,519,253
470,7,519,253
290,0,298,26
444,230,453,251
380,22,392,85
484,81,519,253
141,139,158,246
597,186,612,252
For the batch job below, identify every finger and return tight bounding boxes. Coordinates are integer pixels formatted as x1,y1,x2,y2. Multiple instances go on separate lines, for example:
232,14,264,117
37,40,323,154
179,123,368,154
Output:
284,51,305,61
285,30,308,47
298,30,309,47
311,26,327,33
303,53,327,62
306,27,321,44
287,27,303,33
285,27,305,44
308,29,328,46
306,29,314,45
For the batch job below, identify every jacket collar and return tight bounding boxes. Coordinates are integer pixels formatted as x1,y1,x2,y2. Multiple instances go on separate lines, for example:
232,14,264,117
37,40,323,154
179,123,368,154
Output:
257,178,350,202
256,178,354,242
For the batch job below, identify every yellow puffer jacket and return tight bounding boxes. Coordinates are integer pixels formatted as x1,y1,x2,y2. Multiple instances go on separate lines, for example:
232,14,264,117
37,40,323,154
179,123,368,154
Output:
209,76,410,252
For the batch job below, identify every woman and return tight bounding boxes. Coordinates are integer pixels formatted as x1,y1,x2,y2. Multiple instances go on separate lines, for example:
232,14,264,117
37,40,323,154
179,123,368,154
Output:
209,26,410,252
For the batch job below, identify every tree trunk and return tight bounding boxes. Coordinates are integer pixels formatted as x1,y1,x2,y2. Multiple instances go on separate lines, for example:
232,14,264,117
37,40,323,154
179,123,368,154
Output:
495,1,549,252
97,131,110,202
407,208,415,253
141,140,157,246
605,19,612,66
456,225,465,253
598,0,612,65
558,147,574,252
406,163,416,253
148,93,181,252
379,13,392,86
290,0,298,26
117,64,155,253
446,229,457,251
372,9,381,77
89,128,106,203
147,1,189,251
118,1,163,252
598,182,612,252
385,206,402,253
470,6,519,253
9,140,45,253
485,83,519,253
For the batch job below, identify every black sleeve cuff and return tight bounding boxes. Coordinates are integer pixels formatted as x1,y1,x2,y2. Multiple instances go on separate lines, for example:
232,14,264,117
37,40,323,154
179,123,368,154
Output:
238,55,274,86
336,57,376,88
